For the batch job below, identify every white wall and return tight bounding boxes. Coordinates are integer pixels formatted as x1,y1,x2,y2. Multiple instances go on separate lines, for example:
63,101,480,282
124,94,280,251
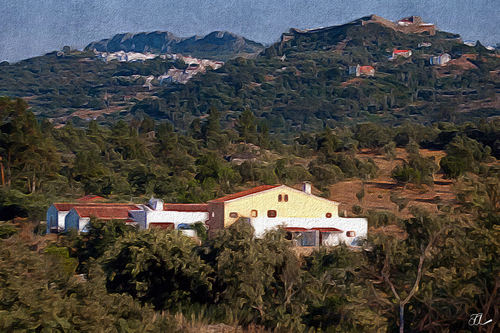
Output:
79,217,91,232
142,210,209,229
250,216,367,246
58,211,70,230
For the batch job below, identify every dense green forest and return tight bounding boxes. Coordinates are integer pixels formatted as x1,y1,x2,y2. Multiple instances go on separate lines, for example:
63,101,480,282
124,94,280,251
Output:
1,96,500,219
1,95,500,331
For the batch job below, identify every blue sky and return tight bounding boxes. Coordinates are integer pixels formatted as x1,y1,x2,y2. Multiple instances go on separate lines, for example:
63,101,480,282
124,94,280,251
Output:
1,0,499,63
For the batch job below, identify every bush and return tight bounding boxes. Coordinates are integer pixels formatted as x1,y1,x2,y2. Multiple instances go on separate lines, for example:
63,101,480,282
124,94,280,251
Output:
102,228,213,311
0,237,179,332
205,220,305,330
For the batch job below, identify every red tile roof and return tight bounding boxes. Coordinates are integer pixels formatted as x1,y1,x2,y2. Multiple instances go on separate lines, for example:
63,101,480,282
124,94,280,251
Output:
53,203,137,212
163,203,209,212
71,205,140,220
209,185,280,203
76,195,104,202
393,50,410,53
312,227,343,233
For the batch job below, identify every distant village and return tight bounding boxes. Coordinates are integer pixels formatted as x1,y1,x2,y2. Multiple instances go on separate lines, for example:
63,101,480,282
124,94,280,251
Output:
93,50,224,85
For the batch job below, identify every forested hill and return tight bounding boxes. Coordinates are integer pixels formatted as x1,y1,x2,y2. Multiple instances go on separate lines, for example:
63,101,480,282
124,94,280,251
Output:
0,15,499,138
154,15,499,137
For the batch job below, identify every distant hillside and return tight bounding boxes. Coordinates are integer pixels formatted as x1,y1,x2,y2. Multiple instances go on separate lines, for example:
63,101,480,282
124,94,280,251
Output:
146,15,498,136
0,15,499,137
85,31,265,61
267,14,460,58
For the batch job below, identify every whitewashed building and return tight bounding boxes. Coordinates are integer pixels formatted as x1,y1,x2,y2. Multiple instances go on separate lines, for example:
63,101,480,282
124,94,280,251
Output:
129,198,209,236
207,182,368,247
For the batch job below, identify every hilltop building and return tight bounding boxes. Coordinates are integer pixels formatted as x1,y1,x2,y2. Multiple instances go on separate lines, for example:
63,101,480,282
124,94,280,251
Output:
349,65,375,77
394,16,436,35
430,53,452,66
391,50,412,59
47,182,367,247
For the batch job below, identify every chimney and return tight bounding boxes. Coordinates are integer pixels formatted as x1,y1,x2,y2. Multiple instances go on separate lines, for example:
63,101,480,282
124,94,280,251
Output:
302,181,312,194
149,197,164,211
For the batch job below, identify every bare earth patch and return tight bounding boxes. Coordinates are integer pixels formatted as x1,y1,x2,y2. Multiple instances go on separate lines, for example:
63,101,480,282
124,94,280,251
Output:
329,148,455,219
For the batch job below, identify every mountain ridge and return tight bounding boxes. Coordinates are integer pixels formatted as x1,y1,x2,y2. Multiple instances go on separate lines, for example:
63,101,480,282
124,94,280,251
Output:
85,30,265,61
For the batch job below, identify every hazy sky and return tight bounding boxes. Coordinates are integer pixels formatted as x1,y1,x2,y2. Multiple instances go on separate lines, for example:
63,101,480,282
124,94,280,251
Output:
1,0,499,63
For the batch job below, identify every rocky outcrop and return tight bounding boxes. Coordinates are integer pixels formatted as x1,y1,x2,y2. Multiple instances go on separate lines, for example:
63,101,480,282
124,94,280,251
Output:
85,31,264,61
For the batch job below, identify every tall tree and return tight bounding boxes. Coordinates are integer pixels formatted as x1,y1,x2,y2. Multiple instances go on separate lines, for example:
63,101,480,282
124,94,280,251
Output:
236,108,257,143
362,209,452,333
0,97,59,193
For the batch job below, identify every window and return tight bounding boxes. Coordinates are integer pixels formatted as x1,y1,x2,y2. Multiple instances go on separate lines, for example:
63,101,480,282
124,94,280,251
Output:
229,212,238,218
284,194,288,202
278,194,282,202
300,231,316,247
346,231,356,237
267,210,277,218
326,212,332,218
251,210,258,217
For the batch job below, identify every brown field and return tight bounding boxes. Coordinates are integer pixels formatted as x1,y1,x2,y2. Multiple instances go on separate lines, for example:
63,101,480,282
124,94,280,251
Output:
329,148,455,219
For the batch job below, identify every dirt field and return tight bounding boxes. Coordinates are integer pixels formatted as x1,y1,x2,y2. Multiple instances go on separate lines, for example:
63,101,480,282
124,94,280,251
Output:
329,148,455,219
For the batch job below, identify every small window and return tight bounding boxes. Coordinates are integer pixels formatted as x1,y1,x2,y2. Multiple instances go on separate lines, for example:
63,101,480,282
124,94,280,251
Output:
326,213,332,218
346,231,356,237
278,194,282,202
301,231,316,247
284,194,288,202
267,210,277,218
229,212,238,218
251,210,258,217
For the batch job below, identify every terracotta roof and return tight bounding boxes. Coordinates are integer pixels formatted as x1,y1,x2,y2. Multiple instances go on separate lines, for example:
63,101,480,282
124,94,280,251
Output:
285,227,343,233
77,195,104,202
71,205,140,220
209,185,280,203
285,227,308,231
163,203,209,212
53,203,137,212
359,66,374,72
312,227,343,232
393,50,410,53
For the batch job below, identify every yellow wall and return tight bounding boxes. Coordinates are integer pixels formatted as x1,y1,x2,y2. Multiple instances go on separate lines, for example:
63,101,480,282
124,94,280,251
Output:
223,186,339,228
